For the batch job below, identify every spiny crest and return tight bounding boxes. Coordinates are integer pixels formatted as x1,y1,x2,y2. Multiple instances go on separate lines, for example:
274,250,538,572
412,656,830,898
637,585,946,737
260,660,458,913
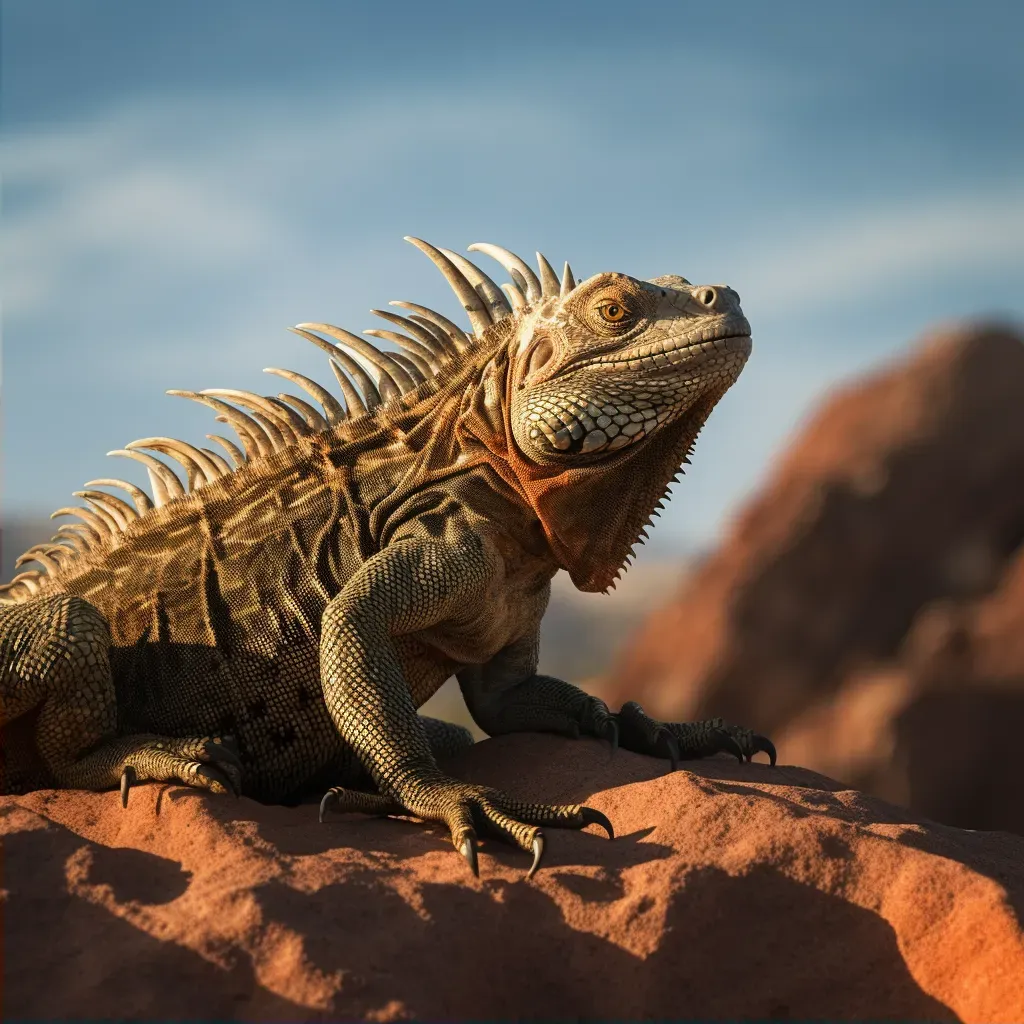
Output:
601,441,693,595
0,238,576,603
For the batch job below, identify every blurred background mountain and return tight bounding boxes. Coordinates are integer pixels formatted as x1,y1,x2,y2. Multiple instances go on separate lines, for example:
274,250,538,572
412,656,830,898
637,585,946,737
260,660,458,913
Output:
607,322,1024,836
3,2,1022,834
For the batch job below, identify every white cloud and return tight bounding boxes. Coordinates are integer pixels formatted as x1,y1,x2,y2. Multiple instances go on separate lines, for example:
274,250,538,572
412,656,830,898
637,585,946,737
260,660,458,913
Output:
3,76,1022,548
0,54,799,330
11,100,1021,349
1,90,567,323
736,187,1024,317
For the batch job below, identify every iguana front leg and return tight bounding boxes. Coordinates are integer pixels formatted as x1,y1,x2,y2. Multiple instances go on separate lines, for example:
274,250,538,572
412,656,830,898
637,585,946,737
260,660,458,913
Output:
316,536,611,877
459,631,776,767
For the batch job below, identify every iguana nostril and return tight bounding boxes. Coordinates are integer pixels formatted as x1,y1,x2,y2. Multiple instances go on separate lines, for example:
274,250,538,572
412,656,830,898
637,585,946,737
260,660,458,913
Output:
697,287,717,308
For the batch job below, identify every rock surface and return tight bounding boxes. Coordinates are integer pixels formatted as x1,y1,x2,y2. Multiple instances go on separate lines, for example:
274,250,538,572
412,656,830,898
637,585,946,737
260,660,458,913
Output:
4,733,1023,1022
609,324,1024,835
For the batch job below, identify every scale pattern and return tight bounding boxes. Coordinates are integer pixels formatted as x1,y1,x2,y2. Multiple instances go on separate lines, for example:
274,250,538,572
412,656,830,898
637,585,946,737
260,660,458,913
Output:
0,237,775,876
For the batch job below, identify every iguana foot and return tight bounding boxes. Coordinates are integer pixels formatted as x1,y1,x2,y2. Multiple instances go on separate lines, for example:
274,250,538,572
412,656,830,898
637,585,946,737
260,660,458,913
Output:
63,733,245,806
319,776,612,879
616,701,776,767
460,675,774,769
121,734,244,804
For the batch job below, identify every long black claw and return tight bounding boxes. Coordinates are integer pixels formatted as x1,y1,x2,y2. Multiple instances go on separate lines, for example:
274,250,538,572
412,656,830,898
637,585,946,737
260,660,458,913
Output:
527,833,545,880
459,834,479,877
755,735,778,766
120,767,134,808
195,764,232,793
580,806,614,840
604,718,619,754
656,727,680,772
208,737,244,771
219,764,242,797
318,789,337,824
721,734,745,764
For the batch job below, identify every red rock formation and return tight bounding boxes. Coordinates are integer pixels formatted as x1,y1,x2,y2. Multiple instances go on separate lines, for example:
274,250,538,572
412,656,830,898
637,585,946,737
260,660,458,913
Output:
608,324,1024,833
777,543,1024,834
3,734,1022,1022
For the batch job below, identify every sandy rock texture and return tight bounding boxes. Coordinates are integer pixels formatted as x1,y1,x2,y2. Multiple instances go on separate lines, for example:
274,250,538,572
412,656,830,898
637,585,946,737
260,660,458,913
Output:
609,324,1024,835
3,733,1023,1022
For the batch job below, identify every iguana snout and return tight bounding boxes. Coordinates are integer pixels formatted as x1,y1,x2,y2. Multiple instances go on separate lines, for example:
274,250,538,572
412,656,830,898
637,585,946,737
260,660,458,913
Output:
506,270,751,465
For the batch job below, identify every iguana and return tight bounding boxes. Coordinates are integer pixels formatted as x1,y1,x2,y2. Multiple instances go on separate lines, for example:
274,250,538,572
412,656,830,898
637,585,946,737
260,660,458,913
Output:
0,237,774,877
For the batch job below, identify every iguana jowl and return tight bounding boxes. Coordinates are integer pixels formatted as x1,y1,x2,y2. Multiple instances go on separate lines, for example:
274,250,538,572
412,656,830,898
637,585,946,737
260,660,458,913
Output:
0,238,774,877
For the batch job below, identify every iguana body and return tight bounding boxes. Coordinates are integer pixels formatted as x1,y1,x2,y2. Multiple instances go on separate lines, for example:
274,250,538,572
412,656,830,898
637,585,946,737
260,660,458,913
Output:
0,238,773,875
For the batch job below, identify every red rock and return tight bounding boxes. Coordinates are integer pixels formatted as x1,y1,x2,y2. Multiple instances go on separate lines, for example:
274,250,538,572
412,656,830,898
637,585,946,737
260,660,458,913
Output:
3,734,1022,1021
608,323,1024,834
776,543,1024,835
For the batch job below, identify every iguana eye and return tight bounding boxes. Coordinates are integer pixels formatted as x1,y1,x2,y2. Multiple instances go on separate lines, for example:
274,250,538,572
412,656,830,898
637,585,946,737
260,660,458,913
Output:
599,302,627,323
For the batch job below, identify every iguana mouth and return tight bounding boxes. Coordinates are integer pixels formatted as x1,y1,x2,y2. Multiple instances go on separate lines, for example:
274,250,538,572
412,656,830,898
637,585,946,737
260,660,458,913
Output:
588,318,752,372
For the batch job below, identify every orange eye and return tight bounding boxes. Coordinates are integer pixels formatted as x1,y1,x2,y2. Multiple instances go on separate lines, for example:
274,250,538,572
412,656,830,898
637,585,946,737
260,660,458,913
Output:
599,302,627,323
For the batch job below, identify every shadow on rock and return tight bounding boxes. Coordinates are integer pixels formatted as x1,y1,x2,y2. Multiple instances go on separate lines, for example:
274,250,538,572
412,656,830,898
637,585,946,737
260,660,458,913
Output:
255,860,954,1020
642,864,955,1021
3,821,307,1021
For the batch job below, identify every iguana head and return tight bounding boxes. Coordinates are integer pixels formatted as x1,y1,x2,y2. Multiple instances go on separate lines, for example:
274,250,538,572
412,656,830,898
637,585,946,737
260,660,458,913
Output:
502,270,750,465
405,240,752,591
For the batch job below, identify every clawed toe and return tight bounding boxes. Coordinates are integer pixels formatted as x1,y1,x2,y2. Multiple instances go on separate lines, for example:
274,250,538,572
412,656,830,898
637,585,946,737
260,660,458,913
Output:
717,732,745,764
527,833,545,879
580,806,614,839
206,735,243,770
319,786,403,821
115,732,245,806
716,724,770,765
615,702,777,768
194,763,235,795
459,834,480,877
617,702,682,769
189,738,243,795
753,734,777,766
718,726,777,765
318,789,335,823
701,729,776,766
655,727,680,771
120,766,135,807
200,737,244,793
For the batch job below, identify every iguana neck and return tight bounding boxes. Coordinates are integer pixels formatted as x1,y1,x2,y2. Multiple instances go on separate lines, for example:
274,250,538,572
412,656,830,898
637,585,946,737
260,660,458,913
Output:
452,336,717,593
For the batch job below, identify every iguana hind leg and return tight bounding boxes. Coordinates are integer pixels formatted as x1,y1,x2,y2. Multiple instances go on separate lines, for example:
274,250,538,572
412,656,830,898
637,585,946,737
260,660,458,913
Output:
0,595,242,799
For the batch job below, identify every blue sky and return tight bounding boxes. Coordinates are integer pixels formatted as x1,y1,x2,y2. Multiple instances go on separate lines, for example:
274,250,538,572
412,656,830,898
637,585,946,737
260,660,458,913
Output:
3,0,1023,559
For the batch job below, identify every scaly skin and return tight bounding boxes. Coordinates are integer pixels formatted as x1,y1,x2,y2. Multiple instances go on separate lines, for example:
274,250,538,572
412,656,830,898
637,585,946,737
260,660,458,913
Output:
0,238,774,877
